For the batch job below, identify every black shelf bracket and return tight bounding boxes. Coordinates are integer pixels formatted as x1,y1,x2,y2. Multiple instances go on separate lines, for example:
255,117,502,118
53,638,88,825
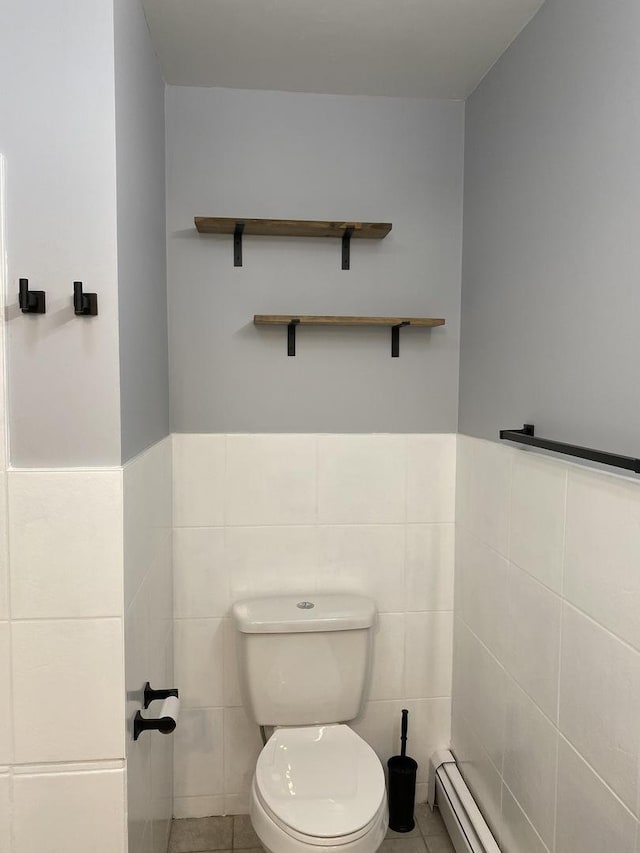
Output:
342,226,354,270
287,318,300,356
73,281,98,316
391,321,410,357
143,681,178,710
234,222,244,267
499,423,640,474
19,278,46,314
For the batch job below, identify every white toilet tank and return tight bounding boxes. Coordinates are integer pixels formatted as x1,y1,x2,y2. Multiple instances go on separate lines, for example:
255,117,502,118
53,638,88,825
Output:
232,594,376,727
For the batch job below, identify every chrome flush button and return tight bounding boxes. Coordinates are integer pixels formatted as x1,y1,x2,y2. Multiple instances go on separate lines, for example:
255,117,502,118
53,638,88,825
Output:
297,601,315,609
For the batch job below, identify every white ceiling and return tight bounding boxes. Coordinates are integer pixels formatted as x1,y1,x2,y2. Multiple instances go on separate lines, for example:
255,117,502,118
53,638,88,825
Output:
142,0,545,99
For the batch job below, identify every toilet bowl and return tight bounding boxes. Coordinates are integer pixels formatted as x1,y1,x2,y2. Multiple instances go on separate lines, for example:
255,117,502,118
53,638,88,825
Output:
250,724,388,853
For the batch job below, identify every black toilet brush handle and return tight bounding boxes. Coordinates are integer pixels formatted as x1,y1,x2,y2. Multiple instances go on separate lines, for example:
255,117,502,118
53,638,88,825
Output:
401,708,408,757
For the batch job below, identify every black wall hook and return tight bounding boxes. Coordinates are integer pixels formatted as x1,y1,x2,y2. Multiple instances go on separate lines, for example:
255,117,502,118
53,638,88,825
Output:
73,281,98,316
19,278,46,314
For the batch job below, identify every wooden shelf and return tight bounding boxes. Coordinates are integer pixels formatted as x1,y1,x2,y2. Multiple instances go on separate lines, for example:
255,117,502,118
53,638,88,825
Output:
195,217,392,268
254,315,445,357
254,315,444,327
195,217,392,239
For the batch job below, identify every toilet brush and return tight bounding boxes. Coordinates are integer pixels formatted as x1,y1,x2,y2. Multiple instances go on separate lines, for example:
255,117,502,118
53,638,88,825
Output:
387,709,418,832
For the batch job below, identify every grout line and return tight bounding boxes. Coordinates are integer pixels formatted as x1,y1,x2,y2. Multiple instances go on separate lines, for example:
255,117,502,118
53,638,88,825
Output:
558,733,638,821
502,780,552,853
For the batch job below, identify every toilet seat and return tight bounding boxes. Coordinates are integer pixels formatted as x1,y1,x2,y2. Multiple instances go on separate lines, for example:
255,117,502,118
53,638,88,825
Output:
255,724,386,844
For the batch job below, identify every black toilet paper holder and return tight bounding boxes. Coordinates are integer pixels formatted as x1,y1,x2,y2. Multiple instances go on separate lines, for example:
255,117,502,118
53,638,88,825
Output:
143,681,178,709
133,682,180,741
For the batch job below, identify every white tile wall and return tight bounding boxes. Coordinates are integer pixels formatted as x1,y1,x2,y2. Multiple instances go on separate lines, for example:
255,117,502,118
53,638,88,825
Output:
564,468,640,649
502,678,558,848
555,738,636,853
453,434,640,852
0,623,11,766
0,475,7,623
0,769,9,853
12,618,124,763
9,470,123,618
124,437,174,853
172,433,456,817
1,461,129,852
559,604,640,812
12,767,126,853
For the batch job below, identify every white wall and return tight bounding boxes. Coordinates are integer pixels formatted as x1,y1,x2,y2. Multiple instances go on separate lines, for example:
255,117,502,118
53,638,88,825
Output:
0,0,122,467
171,432,455,817
166,87,464,435
459,0,640,457
114,0,170,464
453,435,640,853
124,437,174,853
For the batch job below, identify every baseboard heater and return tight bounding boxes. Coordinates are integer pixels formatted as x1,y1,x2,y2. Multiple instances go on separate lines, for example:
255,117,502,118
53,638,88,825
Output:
427,751,500,853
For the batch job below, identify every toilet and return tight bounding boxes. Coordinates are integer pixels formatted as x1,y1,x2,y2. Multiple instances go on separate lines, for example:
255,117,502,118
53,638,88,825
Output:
232,594,388,853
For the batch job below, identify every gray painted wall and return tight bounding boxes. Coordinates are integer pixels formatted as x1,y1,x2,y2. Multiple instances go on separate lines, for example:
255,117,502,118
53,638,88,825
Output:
115,0,170,463
459,0,640,457
166,87,464,434
1,0,122,467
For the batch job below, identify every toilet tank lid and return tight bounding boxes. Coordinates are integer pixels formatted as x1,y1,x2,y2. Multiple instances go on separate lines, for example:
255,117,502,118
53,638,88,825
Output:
232,594,376,633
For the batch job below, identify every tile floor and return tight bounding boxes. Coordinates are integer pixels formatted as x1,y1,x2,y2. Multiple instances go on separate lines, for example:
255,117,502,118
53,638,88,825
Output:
169,806,455,853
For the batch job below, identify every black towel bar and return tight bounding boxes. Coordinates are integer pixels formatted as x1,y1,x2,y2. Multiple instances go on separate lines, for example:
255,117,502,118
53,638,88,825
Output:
499,424,640,474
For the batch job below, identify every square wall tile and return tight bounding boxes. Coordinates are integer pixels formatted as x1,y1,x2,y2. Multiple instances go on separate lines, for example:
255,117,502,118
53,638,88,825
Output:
173,795,225,819
500,785,549,853
0,772,8,853
126,714,152,853
317,435,406,524
9,470,123,618
174,618,224,708
456,435,511,556
555,738,636,853
223,617,242,707
13,769,126,853
225,435,316,526
353,697,450,785
509,451,567,593
450,708,503,842
564,468,640,650
406,435,456,522
403,698,451,783
0,623,11,765
504,563,561,722
452,620,506,770
174,528,227,618
405,524,454,612
173,434,225,527
174,708,223,797
559,604,640,813
227,525,318,600
454,528,508,660
0,473,7,621
502,677,558,849
12,619,124,763
352,699,403,771
223,706,263,796
369,613,405,700
316,525,405,612
404,612,453,698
